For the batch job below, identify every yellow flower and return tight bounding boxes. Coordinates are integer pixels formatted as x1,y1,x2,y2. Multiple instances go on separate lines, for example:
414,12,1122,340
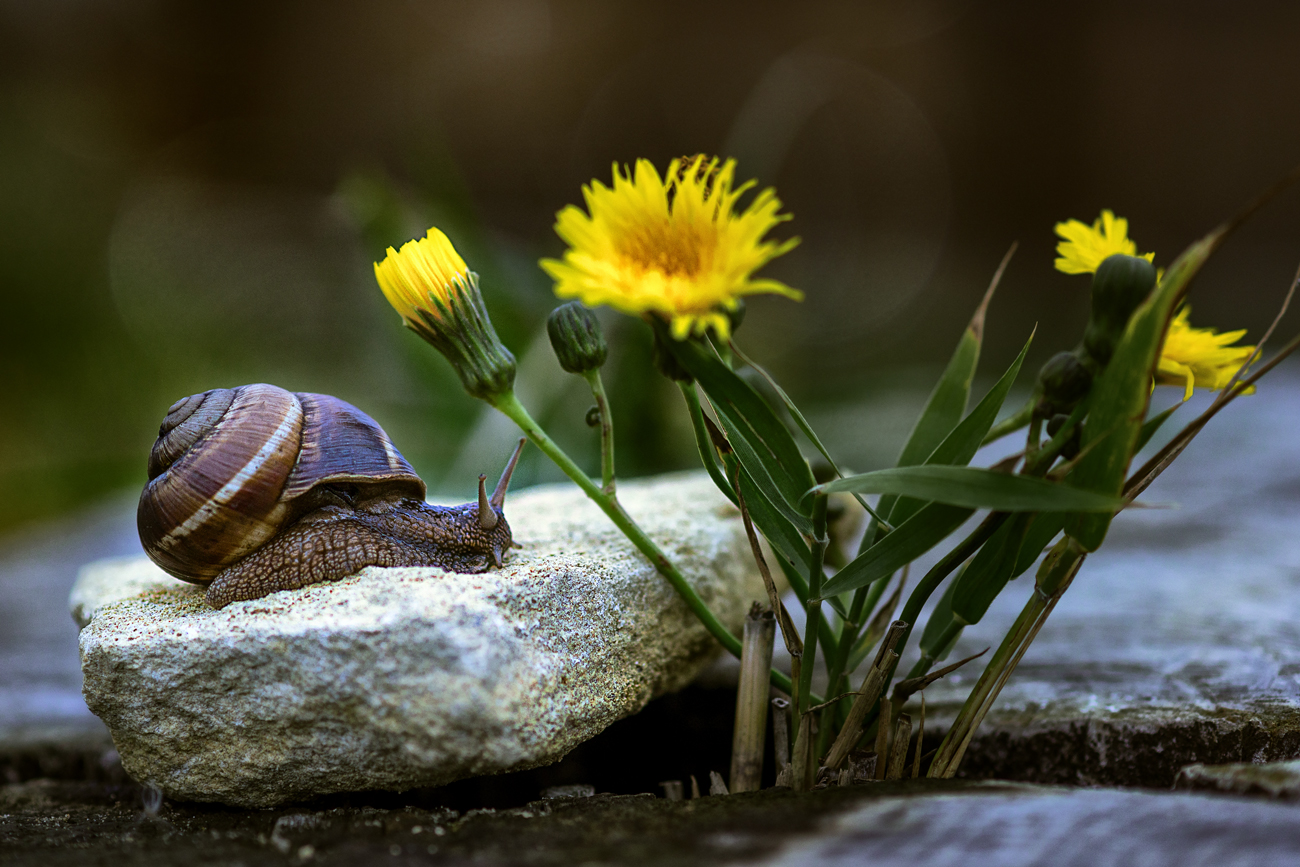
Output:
374,227,470,326
374,228,516,401
540,156,802,341
1054,210,1155,275
1155,307,1255,401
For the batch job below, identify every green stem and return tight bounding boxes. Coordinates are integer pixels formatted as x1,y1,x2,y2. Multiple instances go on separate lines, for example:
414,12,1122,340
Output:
582,369,616,495
930,535,1086,777
1022,400,1087,477
982,398,1034,446
928,588,1046,777
492,389,796,696
856,512,1009,729
818,569,891,754
679,382,737,504
1024,416,1044,465
798,496,829,717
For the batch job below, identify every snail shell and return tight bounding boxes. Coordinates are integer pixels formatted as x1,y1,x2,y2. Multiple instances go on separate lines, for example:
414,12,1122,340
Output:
138,384,521,606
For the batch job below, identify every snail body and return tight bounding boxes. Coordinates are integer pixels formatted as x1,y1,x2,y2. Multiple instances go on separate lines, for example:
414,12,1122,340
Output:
138,384,524,608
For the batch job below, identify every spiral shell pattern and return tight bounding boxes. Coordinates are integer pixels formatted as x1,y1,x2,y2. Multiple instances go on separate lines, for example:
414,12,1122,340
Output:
137,384,424,584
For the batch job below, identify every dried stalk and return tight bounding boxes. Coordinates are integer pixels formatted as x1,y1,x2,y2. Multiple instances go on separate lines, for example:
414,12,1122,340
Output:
730,604,776,793
886,713,912,780
912,694,926,779
874,698,892,780
791,713,814,792
824,620,908,771
771,696,791,778
892,648,988,704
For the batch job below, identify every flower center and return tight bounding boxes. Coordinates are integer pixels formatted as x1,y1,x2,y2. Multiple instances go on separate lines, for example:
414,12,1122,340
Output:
617,218,708,278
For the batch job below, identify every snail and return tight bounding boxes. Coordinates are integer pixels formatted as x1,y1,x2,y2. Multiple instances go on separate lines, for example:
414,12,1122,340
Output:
137,383,526,608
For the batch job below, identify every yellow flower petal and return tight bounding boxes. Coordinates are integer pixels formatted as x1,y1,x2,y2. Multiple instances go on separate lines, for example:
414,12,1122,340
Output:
1054,209,1155,275
374,227,470,325
540,156,802,338
1154,307,1255,400
373,227,517,400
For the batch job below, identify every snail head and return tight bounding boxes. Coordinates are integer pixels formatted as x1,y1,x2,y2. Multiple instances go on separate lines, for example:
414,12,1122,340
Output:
472,438,526,565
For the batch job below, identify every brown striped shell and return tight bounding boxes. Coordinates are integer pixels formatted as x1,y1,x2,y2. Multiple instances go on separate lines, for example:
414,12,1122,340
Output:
137,383,425,585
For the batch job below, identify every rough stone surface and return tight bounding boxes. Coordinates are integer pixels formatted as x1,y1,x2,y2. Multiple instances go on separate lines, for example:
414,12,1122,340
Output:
69,473,765,807
1175,758,1300,798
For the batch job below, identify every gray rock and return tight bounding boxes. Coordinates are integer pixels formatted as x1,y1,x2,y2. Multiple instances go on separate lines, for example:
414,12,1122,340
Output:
1175,758,1300,798
70,472,765,807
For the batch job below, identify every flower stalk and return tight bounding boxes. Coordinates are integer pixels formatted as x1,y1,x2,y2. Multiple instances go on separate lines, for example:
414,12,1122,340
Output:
583,369,616,494
489,388,796,696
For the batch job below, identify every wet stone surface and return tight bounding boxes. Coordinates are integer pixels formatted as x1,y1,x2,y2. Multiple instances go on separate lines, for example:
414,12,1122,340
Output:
6,779,1300,866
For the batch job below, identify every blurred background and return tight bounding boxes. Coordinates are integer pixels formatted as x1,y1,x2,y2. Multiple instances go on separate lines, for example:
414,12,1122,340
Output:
3,0,1300,532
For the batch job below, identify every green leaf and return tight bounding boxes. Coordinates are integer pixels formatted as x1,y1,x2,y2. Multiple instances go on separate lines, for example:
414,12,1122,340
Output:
738,468,812,574
887,331,1034,527
950,513,1032,625
816,465,1125,512
722,412,813,535
1135,403,1180,453
822,503,974,597
664,331,815,528
873,319,980,531
918,578,963,663
1065,227,1228,550
773,546,809,605
898,326,981,468
681,384,738,506
731,343,840,472
1010,512,1066,579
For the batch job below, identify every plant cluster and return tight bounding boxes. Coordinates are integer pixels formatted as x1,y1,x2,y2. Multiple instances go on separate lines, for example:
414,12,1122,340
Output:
373,155,1299,788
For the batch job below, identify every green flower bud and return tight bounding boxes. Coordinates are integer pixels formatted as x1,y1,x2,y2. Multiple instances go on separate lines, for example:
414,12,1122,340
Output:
1035,350,1093,417
547,301,608,374
1083,253,1158,366
375,228,517,402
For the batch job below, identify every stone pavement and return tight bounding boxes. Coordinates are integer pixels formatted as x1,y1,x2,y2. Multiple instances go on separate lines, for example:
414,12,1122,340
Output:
5,779,1300,866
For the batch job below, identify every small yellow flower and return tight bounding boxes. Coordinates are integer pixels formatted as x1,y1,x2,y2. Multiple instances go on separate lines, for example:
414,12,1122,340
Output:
1054,210,1155,275
540,156,802,341
1155,307,1255,401
374,227,470,326
374,228,516,401
1054,210,1255,401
